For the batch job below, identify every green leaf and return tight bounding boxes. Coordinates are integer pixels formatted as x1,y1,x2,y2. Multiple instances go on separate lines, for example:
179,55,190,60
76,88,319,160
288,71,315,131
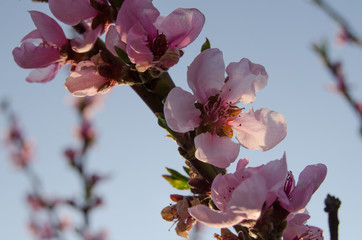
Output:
201,38,211,52
166,167,189,182
183,166,190,175
156,112,176,140
115,46,132,65
108,0,123,12
162,167,190,190
162,175,190,190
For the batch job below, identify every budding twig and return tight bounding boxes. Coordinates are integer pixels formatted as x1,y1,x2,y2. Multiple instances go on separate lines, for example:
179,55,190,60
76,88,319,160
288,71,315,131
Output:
324,194,341,240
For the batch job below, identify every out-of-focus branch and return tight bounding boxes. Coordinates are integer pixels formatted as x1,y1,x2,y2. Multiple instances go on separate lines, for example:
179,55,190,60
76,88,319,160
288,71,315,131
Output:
64,96,106,235
324,194,341,240
1,99,66,240
312,42,362,134
312,0,362,46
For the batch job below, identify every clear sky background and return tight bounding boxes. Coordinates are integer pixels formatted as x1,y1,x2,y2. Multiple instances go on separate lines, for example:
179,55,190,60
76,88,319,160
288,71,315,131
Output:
1,0,362,240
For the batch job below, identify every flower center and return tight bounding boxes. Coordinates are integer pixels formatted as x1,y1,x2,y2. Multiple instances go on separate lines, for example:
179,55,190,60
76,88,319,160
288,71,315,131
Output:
283,171,295,200
196,94,242,137
148,32,169,61
298,226,323,240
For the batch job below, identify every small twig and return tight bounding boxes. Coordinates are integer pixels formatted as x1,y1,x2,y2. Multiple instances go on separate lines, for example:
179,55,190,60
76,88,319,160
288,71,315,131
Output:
313,42,362,133
312,0,362,46
324,194,341,240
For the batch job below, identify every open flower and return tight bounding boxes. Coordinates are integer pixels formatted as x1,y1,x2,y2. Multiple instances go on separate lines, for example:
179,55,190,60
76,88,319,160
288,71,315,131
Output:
283,211,324,240
188,155,327,229
105,0,205,72
164,48,287,168
12,11,68,83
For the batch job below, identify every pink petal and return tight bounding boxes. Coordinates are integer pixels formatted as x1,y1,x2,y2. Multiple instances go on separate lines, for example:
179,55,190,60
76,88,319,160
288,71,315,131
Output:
21,29,42,42
65,61,109,97
283,212,310,240
105,25,126,56
126,23,153,72
211,173,241,212
48,0,98,26
194,133,239,168
287,164,327,212
257,155,288,207
71,24,102,53
188,205,245,228
232,108,287,151
155,8,205,48
187,48,225,104
29,11,67,47
116,0,159,43
13,42,61,69
236,158,250,170
227,175,267,220
259,154,288,191
26,64,60,83
222,58,268,104
164,87,201,133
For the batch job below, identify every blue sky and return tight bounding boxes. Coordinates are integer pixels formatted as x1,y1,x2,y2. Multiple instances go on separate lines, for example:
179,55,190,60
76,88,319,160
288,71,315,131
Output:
1,0,362,239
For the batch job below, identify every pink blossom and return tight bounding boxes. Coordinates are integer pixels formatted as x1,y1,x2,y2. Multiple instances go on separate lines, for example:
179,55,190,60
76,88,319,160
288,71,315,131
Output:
48,0,99,26
5,119,34,168
188,156,287,228
65,60,115,97
188,155,327,229
164,48,287,168
105,0,205,72
283,211,324,240
12,11,68,83
83,229,107,240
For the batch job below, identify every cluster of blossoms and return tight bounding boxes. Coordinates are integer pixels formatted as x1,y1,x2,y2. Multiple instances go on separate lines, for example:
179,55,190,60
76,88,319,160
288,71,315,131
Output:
12,0,327,239
13,0,205,96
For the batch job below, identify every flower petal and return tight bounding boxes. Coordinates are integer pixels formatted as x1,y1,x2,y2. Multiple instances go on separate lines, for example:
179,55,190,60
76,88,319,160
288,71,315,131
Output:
26,64,60,83
232,108,287,151
259,154,288,191
187,48,225,104
49,0,98,26
155,8,205,48
105,25,126,56
222,58,268,104
29,11,67,47
65,61,109,97
283,212,310,240
116,0,159,43
126,23,153,72
188,205,245,228
287,164,327,212
211,173,242,212
13,42,61,69
164,87,201,133
227,175,267,220
71,24,102,53
194,133,239,168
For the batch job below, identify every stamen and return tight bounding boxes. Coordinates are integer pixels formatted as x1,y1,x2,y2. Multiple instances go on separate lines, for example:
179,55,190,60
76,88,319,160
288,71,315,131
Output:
283,171,295,199
198,95,242,137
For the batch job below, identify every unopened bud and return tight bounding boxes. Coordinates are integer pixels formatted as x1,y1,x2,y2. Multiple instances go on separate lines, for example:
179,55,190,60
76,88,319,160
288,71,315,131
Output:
161,205,176,221
170,194,184,202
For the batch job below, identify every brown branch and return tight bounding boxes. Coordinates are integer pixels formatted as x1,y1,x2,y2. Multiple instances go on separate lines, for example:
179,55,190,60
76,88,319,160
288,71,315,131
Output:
324,194,341,240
